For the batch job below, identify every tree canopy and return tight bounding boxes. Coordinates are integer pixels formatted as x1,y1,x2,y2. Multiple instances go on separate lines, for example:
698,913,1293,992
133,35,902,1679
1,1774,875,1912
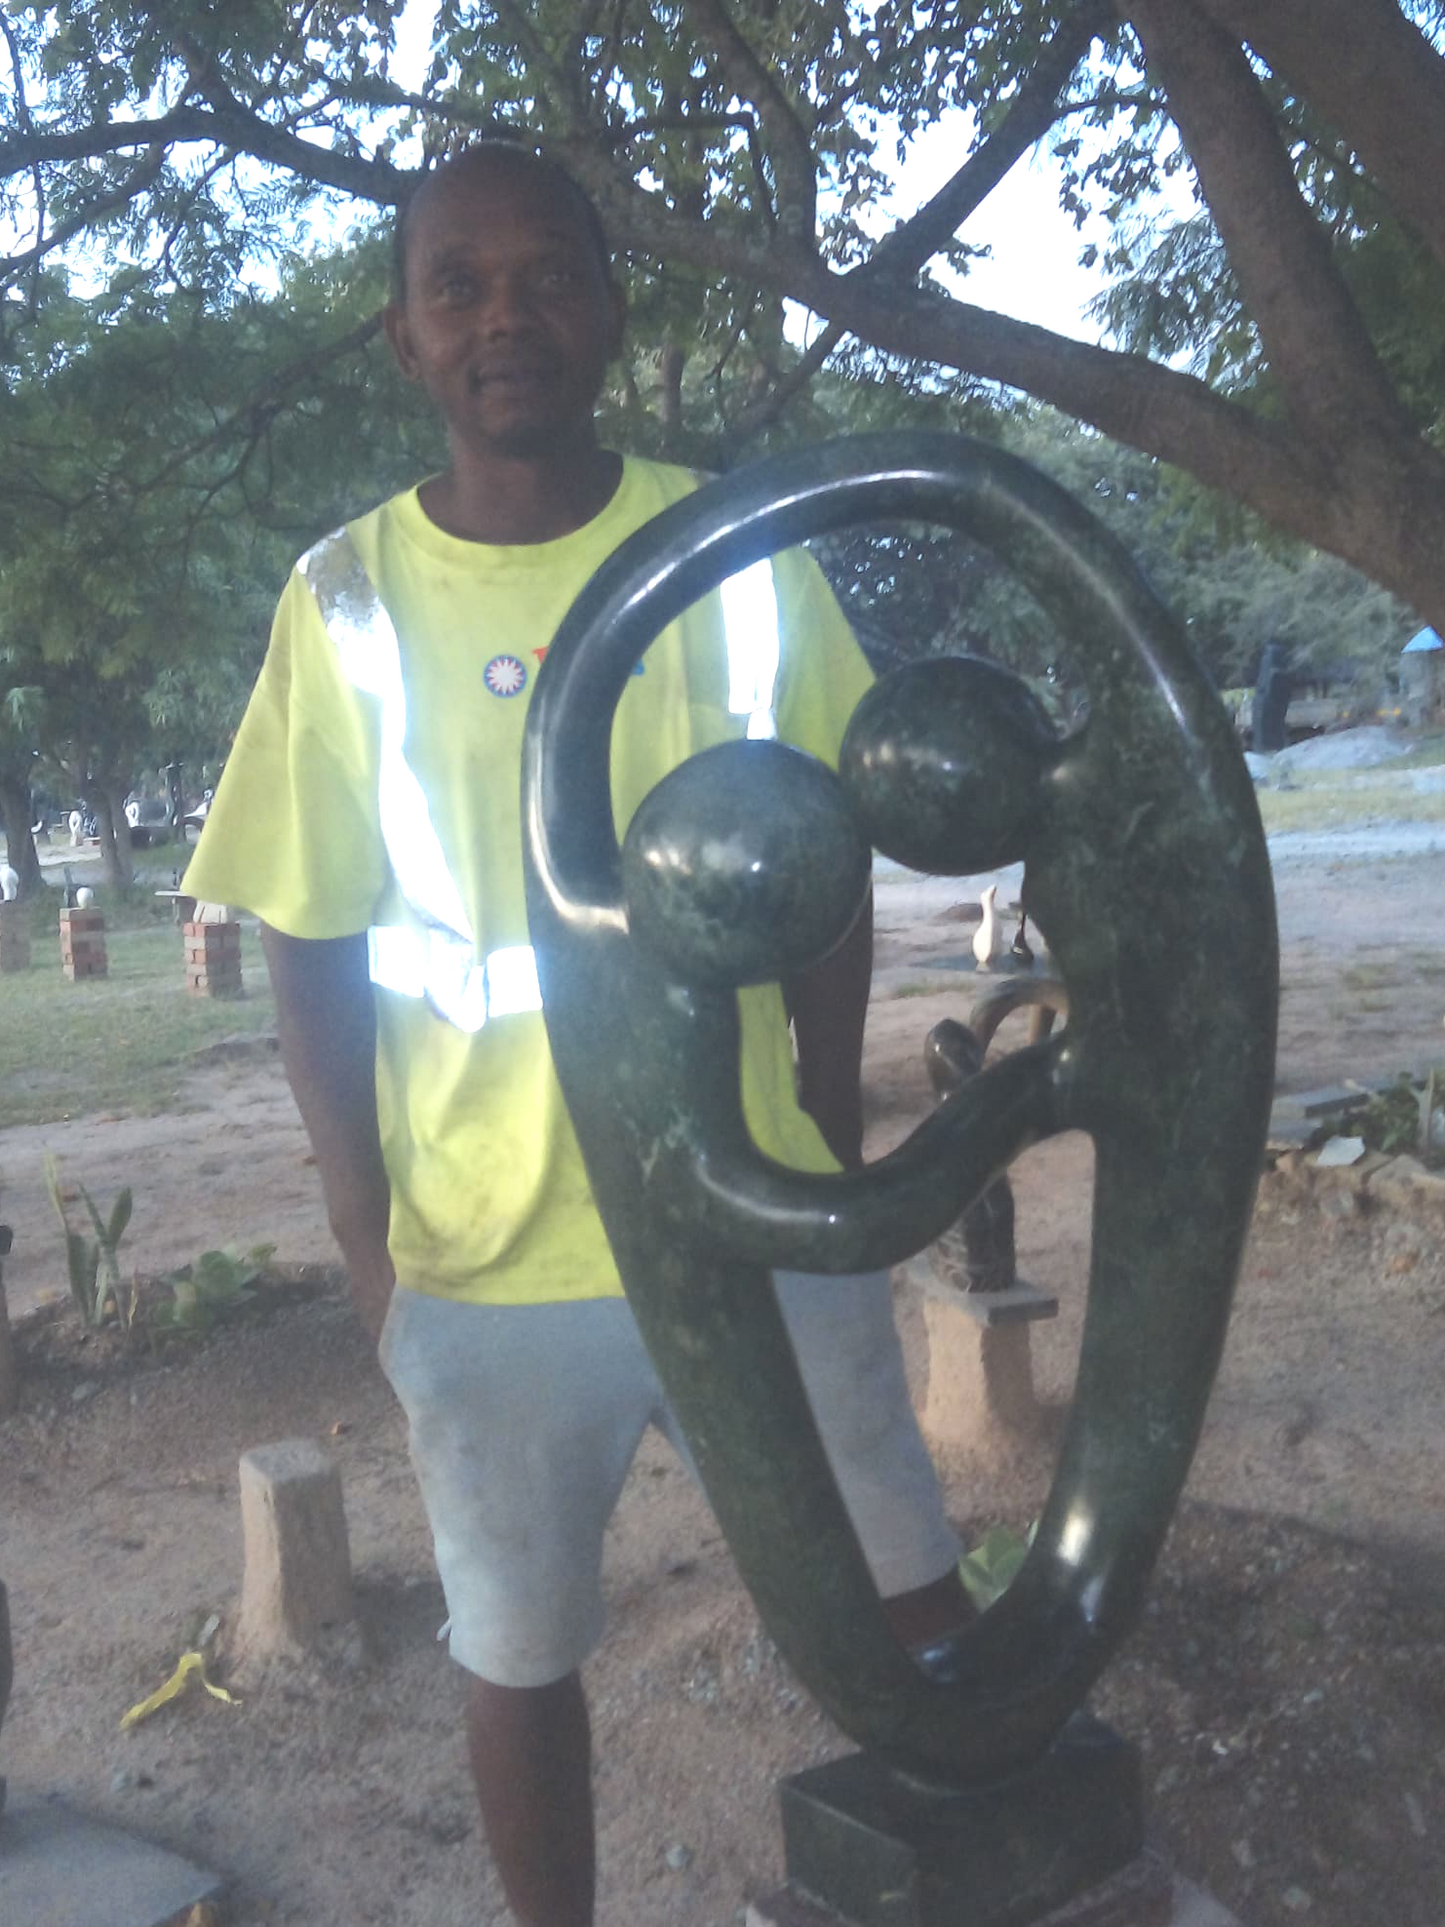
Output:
2,1,1444,741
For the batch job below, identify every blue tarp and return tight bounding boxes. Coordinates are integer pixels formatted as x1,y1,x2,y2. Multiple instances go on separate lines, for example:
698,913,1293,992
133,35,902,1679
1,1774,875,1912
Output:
1403,626,1443,653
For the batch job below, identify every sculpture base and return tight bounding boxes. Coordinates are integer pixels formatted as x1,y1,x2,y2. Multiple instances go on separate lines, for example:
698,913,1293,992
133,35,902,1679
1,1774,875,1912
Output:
777,1715,1144,1927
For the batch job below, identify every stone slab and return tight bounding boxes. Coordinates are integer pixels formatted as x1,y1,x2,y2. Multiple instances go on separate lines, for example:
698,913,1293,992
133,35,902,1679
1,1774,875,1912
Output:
0,1796,226,1926
901,1261,1059,1328
748,1855,1244,1927
1270,1084,1370,1119
1264,1114,1320,1152
953,1281,1060,1328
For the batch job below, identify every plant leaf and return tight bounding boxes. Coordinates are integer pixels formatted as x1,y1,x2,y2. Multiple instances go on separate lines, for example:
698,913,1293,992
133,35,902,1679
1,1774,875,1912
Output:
106,1188,134,1247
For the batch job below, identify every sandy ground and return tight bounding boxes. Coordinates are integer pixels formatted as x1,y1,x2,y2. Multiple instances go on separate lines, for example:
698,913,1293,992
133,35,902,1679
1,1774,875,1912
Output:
4,835,1445,1926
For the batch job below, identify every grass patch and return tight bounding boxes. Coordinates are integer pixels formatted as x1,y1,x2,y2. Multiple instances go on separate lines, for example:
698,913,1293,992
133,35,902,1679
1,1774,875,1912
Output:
1341,964,1402,992
1256,781,1445,833
0,919,277,1127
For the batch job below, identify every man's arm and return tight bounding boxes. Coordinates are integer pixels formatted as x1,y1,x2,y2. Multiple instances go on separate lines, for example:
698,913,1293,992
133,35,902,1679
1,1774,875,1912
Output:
260,925,395,1340
781,893,874,1172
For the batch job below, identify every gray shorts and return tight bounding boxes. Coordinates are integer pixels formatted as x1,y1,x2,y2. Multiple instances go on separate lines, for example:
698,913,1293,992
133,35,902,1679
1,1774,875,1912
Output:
379,1271,959,1688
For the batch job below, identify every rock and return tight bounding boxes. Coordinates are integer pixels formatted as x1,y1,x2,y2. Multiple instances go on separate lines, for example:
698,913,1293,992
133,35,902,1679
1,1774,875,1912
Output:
665,1842,694,1871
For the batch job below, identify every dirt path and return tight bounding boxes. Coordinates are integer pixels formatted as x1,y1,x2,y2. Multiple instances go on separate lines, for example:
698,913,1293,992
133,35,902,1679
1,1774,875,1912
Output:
4,842,1445,1926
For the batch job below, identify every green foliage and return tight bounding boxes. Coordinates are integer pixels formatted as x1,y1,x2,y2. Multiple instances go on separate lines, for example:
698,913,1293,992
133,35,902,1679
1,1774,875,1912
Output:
1359,1079,1424,1158
958,1521,1034,1610
1357,1072,1445,1166
156,1243,276,1334
44,1153,136,1329
2,0,1444,680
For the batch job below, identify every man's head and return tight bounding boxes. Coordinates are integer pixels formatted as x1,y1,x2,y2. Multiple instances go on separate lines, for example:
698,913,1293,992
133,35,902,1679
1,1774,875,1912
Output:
384,142,625,463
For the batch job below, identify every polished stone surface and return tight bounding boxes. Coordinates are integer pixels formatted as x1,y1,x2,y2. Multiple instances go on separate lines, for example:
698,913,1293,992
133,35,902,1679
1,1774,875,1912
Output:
522,431,1278,1787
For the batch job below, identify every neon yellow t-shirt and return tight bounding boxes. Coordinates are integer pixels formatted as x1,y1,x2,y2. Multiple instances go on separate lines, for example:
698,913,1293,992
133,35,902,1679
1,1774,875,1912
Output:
185,456,874,1303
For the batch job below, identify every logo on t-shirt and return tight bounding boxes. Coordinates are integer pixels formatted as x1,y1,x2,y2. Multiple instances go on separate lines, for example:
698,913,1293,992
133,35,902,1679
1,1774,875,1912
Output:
484,655,528,698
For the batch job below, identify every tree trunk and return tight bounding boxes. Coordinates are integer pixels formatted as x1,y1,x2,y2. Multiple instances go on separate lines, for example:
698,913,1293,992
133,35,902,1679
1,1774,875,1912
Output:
657,342,686,455
0,777,43,900
87,780,134,888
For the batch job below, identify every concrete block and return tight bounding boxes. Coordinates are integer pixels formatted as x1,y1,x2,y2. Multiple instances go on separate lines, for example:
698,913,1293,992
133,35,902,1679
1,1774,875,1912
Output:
235,1439,354,1661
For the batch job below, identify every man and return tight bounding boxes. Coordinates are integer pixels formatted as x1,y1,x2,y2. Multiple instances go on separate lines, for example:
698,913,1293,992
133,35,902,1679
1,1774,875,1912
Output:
186,140,968,1927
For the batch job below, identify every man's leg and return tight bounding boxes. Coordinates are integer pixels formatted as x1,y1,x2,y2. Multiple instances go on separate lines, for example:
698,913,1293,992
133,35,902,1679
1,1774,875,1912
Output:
771,1269,972,1649
881,1567,975,1653
465,1670,594,1927
380,1293,661,1927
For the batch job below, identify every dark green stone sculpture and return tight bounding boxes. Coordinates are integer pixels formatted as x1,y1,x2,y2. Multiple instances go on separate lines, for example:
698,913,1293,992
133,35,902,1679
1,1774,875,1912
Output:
521,433,1278,1796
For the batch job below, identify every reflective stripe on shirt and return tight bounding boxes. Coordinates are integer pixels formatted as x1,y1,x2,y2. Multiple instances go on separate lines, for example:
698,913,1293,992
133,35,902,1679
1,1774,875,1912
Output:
301,525,779,1028
721,557,780,740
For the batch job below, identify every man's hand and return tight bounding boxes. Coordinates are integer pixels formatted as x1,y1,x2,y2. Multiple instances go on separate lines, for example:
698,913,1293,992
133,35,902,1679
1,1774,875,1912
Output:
341,1240,397,1343
260,925,395,1345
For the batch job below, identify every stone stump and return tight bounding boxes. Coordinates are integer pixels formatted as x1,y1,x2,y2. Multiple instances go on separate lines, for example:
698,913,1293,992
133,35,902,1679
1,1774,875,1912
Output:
58,903,106,980
0,899,29,973
183,916,242,998
235,1439,355,1663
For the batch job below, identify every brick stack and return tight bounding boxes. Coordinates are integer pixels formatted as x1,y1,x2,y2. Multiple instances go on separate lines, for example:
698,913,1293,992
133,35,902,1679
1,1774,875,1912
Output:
58,904,106,980
0,899,29,973
184,916,243,997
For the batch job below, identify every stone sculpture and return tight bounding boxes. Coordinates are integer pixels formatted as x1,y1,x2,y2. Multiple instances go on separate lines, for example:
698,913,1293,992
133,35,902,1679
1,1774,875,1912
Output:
521,433,1278,1920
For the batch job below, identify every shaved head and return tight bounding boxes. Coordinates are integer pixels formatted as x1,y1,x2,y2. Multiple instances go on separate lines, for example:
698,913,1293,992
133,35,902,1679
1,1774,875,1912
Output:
391,141,613,304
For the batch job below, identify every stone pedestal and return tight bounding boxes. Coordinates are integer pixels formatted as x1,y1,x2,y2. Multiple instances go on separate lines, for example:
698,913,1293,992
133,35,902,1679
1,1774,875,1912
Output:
0,900,29,974
777,1717,1144,1927
183,918,241,998
58,905,106,981
235,1440,354,1662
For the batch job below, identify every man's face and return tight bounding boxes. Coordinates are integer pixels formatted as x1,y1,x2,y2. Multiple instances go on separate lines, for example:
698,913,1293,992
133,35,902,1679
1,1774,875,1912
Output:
385,158,625,461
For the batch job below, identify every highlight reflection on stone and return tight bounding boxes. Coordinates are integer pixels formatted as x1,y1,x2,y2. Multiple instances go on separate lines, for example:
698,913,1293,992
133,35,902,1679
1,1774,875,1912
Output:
621,739,872,989
842,655,1059,876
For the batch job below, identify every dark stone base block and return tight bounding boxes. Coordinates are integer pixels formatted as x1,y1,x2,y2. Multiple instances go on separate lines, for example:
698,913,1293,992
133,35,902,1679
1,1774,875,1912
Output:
779,1716,1144,1927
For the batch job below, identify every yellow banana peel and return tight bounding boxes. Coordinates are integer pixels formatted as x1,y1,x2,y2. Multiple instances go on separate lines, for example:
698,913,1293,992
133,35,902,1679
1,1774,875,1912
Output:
119,1649,239,1731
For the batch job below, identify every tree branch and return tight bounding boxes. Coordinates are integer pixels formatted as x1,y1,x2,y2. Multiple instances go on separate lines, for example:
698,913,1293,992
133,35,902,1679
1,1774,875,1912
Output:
858,0,1115,286
137,310,386,495
1125,0,1410,448
724,320,845,452
1197,0,1445,276
0,146,165,284
683,0,818,244
0,103,408,210
606,183,1335,538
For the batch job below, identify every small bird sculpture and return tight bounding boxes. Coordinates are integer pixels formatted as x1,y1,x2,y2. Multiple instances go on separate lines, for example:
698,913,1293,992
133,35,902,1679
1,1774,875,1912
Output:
972,883,1005,970
75,885,95,909
1011,912,1034,968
